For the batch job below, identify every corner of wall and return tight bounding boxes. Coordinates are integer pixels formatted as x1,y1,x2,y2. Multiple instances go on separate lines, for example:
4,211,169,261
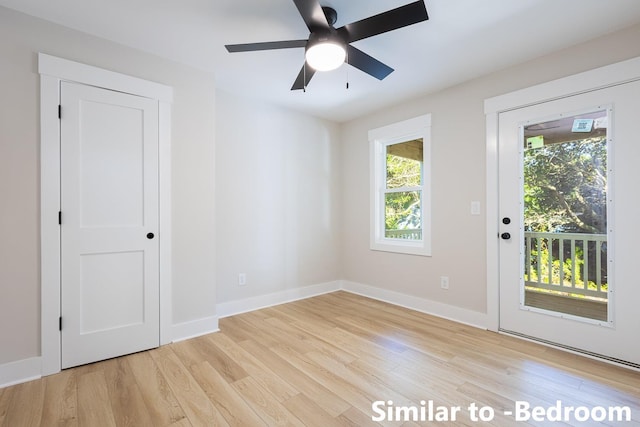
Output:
340,280,488,330
216,281,342,319
171,316,220,343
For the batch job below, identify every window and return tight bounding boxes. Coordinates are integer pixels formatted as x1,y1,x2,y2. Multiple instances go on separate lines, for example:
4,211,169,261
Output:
369,114,431,256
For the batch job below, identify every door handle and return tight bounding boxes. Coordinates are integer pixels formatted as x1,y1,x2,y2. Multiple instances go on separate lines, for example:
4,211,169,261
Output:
501,232,511,240
147,232,155,239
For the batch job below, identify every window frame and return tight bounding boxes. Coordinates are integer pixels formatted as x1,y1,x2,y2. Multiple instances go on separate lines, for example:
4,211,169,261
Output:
369,114,432,256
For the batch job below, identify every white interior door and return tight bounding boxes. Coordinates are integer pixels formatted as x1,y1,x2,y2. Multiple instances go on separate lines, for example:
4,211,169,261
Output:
498,80,640,366
61,81,160,368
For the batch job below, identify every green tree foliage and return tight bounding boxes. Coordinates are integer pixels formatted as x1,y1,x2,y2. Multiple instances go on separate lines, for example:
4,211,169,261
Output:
524,136,608,290
524,137,607,233
385,154,421,231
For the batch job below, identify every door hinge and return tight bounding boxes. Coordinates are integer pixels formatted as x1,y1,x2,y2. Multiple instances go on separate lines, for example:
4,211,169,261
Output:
59,316,62,331
58,211,62,225
58,105,61,119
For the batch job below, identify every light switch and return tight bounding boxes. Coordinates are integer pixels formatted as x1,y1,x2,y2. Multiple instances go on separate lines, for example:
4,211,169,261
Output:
471,201,481,215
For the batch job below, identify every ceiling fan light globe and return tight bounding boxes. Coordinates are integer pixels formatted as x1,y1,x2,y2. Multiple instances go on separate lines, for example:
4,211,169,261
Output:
305,42,346,71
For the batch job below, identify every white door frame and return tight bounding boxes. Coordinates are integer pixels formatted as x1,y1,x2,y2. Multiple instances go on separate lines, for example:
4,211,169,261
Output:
484,55,640,332
39,53,173,376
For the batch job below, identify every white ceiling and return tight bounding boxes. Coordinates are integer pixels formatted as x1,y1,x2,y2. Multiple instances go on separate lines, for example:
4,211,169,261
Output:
3,0,640,122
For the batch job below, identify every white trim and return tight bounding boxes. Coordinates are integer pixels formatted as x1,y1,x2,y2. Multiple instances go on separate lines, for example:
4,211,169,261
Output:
484,56,640,114
369,114,432,256
40,74,62,375
0,357,41,389
216,281,342,318
216,279,486,328
368,114,432,141
340,280,488,329
158,102,173,345
171,316,220,343
484,55,640,335
38,53,173,103
39,53,173,376
485,111,500,332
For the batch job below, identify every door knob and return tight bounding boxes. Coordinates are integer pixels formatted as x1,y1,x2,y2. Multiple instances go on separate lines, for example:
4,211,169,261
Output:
502,217,511,225
147,232,155,239
501,232,511,240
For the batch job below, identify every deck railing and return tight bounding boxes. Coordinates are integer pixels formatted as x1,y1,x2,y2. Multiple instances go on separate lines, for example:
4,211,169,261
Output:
524,232,608,299
385,229,422,240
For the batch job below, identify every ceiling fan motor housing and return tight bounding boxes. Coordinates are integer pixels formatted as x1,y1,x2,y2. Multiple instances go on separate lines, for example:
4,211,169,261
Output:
306,30,345,51
321,6,338,26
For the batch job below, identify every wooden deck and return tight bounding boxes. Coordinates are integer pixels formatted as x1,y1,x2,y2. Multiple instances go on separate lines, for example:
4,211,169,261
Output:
525,289,608,321
1,291,638,426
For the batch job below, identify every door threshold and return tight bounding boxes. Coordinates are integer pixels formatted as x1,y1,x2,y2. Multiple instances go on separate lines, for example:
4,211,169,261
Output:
498,328,640,371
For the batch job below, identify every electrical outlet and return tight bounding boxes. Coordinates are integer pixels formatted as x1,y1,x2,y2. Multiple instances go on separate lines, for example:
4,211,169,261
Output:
238,273,247,286
440,276,449,290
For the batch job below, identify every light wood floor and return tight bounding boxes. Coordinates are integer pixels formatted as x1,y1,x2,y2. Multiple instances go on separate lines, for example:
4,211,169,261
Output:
1,291,639,426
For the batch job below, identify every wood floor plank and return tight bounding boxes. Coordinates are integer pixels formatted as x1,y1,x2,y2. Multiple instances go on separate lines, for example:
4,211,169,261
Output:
238,339,352,417
245,315,318,356
188,361,268,427
221,314,281,349
149,346,229,427
3,291,640,427
102,357,155,427
281,393,343,427
0,387,13,426
1,380,45,427
205,332,299,402
126,350,188,426
264,316,358,365
41,369,77,426
232,376,304,426
305,350,417,412
77,371,116,427
171,337,249,384
269,344,392,421
337,406,382,427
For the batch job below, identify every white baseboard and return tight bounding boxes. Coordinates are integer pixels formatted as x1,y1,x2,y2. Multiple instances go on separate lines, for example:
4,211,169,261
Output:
171,315,220,343
216,279,487,330
0,316,220,388
217,280,342,318
1,280,486,389
341,280,488,329
0,357,41,389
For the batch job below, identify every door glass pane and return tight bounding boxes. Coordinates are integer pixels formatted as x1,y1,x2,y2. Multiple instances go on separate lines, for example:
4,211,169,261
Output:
522,110,608,321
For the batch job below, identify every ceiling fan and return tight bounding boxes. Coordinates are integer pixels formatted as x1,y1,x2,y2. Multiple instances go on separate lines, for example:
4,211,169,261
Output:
225,0,429,90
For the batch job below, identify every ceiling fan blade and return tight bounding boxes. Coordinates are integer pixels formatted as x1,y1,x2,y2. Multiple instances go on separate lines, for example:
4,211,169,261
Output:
347,45,393,80
291,62,317,90
337,1,428,43
292,0,330,32
225,40,308,53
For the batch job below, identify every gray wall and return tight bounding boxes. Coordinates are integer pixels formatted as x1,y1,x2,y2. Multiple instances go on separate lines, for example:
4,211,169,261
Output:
340,23,640,315
215,90,342,304
0,6,217,365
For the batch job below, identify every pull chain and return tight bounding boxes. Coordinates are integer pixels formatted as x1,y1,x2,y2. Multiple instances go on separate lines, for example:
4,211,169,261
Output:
345,50,350,89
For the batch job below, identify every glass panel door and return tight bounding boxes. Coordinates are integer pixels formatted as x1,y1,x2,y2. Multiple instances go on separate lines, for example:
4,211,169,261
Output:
498,78,640,366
